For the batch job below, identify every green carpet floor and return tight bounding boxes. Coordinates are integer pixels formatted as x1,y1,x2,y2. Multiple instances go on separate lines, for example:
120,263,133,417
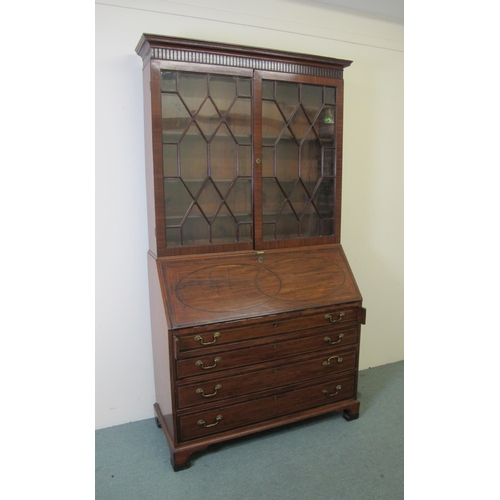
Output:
96,360,403,499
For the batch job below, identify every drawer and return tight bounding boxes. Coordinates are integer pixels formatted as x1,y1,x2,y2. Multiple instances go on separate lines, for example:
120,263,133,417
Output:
175,327,358,379
178,373,356,442
174,306,360,356
177,348,357,409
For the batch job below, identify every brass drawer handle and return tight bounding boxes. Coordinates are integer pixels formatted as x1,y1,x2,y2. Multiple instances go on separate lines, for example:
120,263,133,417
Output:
324,333,345,345
323,355,343,366
197,415,223,428
322,385,342,397
195,357,221,370
194,332,220,345
325,312,345,323
196,384,222,398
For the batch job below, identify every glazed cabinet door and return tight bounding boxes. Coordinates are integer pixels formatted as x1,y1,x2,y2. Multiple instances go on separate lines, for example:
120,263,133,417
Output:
254,71,344,250
151,62,255,255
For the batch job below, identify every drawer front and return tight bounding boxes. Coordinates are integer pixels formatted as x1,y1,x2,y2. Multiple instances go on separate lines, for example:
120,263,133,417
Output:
174,307,359,356
179,373,356,441
177,348,357,409
176,326,358,379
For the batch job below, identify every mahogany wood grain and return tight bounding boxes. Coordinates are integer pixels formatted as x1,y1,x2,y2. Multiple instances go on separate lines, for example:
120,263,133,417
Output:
138,34,363,472
176,348,358,409
174,308,359,356
179,373,356,441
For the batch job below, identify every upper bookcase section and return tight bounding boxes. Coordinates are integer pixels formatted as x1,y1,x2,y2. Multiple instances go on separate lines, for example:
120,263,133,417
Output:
135,34,352,79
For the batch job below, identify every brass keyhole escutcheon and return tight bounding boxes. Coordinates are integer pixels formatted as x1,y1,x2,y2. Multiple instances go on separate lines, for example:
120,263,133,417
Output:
255,158,261,164
258,256,264,263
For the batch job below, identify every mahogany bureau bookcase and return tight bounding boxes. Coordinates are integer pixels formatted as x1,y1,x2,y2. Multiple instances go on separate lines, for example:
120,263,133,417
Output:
135,34,366,471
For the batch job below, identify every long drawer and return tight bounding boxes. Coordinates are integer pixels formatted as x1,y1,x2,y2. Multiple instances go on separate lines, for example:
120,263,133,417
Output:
178,373,356,442
175,326,358,379
174,306,360,356
177,348,357,409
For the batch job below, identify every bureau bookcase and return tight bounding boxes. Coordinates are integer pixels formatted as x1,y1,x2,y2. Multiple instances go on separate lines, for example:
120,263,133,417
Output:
136,34,366,471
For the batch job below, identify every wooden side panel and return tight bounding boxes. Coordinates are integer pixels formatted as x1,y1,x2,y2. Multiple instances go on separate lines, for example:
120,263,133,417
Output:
147,252,172,414
142,61,157,255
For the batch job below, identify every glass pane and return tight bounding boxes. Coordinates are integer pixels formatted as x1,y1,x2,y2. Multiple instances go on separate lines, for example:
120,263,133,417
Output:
262,101,286,146
302,85,323,122
212,205,237,244
289,106,310,143
262,178,285,217
289,181,310,215
226,178,252,222
300,211,320,238
276,82,298,120
314,178,335,217
276,140,298,183
163,144,178,177
183,205,209,245
321,218,334,236
263,222,275,241
238,223,252,242
209,75,236,115
166,227,181,247
178,73,207,114
300,130,322,195
213,180,233,198
276,204,298,240
161,71,176,92
197,179,222,219
317,106,335,146
227,97,252,144
262,80,274,100
210,124,237,181
164,178,193,221
238,77,252,97
323,148,335,176
161,93,191,143
180,124,207,181
196,98,221,140
325,86,336,105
